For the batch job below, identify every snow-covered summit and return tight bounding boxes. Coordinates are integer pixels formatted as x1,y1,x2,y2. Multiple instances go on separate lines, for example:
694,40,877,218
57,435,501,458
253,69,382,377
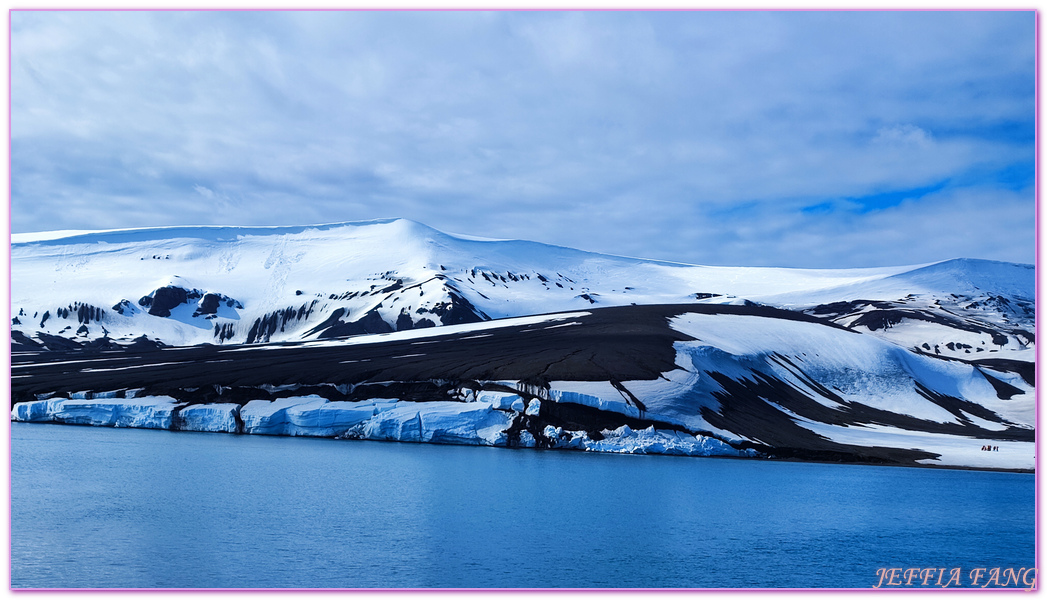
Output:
11,219,1034,360
886,258,1034,298
10,220,1036,470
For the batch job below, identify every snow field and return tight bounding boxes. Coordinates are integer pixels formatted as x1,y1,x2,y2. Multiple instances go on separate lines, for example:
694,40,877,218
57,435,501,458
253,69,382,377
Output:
668,313,1032,428
15,219,1030,355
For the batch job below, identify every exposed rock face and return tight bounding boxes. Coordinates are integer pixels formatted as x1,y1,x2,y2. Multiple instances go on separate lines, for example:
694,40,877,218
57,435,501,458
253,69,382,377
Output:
194,293,222,317
141,286,190,317
246,301,320,344
9,303,1035,471
112,300,135,315
7,221,1035,469
10,221,1034,361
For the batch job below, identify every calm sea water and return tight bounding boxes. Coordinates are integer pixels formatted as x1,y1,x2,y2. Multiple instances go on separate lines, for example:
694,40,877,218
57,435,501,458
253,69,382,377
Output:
10,423,1035,589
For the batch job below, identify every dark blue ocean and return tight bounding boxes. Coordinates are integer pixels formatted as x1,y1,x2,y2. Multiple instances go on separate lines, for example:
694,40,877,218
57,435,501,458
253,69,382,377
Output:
10,422,1036,589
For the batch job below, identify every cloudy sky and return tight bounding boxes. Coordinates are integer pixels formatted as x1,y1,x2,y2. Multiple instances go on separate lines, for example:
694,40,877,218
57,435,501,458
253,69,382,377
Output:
10,10,1035,268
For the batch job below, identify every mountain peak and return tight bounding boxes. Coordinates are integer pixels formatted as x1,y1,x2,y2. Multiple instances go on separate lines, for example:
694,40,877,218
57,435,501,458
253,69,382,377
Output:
892,258,1034,300
10,220,1035,359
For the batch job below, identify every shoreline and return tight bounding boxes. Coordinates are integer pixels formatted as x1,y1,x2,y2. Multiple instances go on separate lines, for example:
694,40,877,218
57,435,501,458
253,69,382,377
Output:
11,303,1035,476
10,418,1034,475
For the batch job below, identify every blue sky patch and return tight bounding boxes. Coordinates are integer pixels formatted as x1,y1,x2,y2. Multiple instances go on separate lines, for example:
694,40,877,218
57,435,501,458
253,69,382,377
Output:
9,10,1035,268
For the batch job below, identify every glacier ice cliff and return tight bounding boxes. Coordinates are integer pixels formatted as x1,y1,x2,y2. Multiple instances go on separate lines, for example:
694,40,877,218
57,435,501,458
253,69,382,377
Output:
10,394,750,458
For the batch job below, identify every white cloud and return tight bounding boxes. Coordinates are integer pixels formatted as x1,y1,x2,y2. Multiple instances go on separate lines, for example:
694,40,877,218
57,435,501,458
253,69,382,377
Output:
193,184,215,199
9,10,1035,268
873,124,934,147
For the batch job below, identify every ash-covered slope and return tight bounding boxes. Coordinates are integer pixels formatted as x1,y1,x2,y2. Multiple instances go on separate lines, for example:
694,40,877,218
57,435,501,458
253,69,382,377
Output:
10,219,1035,365
10,219,1035,470
11,304,1035,470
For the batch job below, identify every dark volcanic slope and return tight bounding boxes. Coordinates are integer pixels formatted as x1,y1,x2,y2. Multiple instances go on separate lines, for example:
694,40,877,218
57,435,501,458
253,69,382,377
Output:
10,303,1033,468
14,304,807,401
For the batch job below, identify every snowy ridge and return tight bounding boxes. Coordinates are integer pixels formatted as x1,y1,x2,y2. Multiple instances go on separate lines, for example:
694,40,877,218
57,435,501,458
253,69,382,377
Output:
11,302,1035,470
14,218,1030,360
9,220,1036,470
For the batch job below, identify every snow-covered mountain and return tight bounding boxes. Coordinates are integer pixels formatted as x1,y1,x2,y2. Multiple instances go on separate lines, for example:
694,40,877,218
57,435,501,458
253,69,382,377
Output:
10,219,1036,471
11,218,1035,361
